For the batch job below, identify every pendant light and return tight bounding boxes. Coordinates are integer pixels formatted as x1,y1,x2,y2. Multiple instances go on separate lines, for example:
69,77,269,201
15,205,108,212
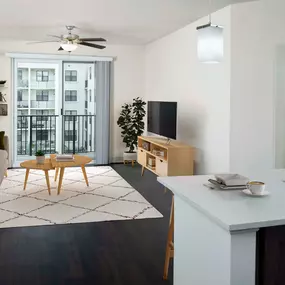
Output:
197,0,224,63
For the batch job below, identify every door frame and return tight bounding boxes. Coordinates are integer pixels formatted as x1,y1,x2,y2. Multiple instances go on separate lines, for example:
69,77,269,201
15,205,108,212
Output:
11,58,100,167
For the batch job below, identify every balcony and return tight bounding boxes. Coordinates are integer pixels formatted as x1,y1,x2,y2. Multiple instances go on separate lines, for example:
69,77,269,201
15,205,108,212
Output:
18,80,29,88
17,115,96,156
30,81,55,89
31,100,55,109
17,100,29,108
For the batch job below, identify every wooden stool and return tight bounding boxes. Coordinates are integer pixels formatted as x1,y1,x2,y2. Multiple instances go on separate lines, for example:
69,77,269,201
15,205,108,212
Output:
163,195,174,280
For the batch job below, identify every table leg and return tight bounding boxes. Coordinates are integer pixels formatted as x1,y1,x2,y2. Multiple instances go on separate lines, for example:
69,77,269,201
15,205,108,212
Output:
81,165,89,186
54,167,59,182
44,170,51,195
57,167,65,195
141,166,145,176
23,168,30,190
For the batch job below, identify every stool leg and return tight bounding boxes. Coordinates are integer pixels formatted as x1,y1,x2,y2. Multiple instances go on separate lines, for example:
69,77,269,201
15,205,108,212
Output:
163,195,174,280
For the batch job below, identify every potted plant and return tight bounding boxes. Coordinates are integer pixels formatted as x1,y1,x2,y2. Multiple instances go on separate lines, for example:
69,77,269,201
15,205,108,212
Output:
117,97,146,163
35,150,45,164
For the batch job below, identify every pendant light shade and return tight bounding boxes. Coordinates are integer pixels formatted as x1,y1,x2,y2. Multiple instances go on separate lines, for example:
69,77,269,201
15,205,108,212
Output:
197,24,224,64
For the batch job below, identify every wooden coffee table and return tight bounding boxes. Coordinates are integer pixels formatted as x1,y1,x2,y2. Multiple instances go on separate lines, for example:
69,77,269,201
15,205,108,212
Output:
50,154,92,195
20,159,54,195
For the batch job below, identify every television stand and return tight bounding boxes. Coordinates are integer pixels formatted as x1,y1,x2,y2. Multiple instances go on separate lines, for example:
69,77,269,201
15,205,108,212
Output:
137,136,194,177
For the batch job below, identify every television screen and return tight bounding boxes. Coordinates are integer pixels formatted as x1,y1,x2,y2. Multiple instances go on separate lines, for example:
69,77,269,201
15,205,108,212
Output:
147,101,177,139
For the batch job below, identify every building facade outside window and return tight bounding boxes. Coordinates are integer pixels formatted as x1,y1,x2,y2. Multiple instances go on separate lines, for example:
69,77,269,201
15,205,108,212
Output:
36,90,49,101
65,130,77,141
65,70,77,81
65,90,77,101
65,110,77,121
36,110,49,121
36,130,48,140
36,70,49,82
18,70,23,81
17,90,22,101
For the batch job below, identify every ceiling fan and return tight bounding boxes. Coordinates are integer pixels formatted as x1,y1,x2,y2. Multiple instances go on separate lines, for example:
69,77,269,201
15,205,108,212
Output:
28,25,106,52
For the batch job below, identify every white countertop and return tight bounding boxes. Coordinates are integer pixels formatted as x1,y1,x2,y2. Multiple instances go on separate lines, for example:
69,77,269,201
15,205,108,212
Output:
158,171,285,232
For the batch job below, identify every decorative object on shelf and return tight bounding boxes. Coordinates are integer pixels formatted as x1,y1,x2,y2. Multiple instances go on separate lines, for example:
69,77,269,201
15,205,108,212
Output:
35,150,45,164
0,104,8,116
153,149,165,157
117,97,146,166
0,92,6,102
0,80,6,87
148,157,156,167
142,141,150,151
196,0,224,63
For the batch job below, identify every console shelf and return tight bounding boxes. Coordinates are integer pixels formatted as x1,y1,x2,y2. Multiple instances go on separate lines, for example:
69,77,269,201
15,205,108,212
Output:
137,136,194,177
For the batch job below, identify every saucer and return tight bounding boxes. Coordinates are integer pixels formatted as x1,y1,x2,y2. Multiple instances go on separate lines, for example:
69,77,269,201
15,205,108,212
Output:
242,189,270,197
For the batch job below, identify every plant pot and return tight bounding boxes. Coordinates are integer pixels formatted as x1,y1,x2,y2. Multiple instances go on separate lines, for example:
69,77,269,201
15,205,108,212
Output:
36,156,45,164
123,151,137,162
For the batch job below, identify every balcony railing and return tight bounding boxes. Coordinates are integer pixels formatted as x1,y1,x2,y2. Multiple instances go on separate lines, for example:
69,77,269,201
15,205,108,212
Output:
63,115,96,154
30,81,55,89
17,115,58,156
17,115,96,156
18,80,29,88
31,100,55,108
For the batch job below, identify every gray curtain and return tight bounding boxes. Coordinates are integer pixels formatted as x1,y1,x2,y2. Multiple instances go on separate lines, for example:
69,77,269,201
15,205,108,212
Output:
95,61,111,164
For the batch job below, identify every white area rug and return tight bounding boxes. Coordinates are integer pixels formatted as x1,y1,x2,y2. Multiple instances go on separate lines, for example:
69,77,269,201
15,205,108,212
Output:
0,166,163,229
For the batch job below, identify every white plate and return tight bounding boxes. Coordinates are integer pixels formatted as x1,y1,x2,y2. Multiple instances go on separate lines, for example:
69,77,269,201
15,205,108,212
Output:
242,189,270,197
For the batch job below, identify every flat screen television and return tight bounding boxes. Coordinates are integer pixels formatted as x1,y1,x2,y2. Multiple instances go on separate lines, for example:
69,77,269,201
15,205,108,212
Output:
147,101,177,139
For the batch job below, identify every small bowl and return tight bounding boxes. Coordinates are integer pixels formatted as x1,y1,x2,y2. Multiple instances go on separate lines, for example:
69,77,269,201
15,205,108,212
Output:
0,80,6,85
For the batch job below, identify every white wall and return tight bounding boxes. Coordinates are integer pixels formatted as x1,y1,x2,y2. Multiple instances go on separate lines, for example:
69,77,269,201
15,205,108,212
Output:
230,0,285,177
145,7,231,174
0,41,145,164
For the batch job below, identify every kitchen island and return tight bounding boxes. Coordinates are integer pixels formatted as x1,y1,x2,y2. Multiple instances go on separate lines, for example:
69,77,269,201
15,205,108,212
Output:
158,173,285,285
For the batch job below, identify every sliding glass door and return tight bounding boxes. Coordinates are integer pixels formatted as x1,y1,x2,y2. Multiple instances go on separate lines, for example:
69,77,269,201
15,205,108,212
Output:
62,62,96,158
15,61,60,162
13,59,105,166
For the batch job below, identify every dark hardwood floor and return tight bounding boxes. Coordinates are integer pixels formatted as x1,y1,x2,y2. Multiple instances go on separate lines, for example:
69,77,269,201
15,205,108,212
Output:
0,164,173,285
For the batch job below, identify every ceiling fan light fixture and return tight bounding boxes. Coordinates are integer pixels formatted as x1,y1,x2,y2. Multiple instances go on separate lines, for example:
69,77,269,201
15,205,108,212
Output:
60,42,78,52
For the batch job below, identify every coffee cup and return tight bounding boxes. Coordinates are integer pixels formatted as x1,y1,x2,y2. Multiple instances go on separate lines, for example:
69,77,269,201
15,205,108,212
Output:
246,181,266,195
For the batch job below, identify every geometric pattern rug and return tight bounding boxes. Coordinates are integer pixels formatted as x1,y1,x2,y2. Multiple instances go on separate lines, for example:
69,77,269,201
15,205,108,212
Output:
0,166,163,229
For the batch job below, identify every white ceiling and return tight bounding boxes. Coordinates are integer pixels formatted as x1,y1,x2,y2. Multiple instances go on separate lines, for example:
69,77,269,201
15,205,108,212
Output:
0,0,254,45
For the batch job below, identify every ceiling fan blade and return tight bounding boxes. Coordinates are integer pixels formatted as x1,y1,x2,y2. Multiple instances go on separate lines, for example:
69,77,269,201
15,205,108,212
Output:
27,40,60,45
47,34,62,39
79,41,106,49
58,47,64,51
79,37,106,42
